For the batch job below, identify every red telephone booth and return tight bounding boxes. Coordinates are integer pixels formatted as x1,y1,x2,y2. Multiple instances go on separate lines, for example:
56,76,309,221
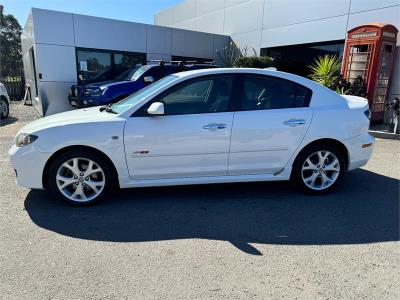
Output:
342,23,398,121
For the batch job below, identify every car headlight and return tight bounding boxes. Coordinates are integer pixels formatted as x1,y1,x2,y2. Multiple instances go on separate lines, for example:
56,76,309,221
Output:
89,88,102,96
15,133,38,147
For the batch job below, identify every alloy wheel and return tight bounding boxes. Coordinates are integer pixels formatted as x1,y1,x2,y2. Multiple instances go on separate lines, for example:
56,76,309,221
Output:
301,150,340,191
56,157,105,202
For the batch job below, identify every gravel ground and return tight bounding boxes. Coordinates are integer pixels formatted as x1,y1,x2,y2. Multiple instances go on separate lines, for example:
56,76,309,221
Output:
2,101,41,124
0,108,399,299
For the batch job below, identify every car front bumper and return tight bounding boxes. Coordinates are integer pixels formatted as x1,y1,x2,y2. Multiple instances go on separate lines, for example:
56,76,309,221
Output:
344,132,375,171
8,143,51,189
68,96,99,108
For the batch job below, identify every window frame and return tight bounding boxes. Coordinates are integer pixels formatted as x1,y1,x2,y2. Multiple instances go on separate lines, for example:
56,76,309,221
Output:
233,74,313,112
75,47,147,84
132,74,241,117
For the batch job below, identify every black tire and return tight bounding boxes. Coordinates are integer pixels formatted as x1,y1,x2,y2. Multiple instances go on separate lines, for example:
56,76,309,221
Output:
0,97,9,119
47,149,116,206
292,144,345,195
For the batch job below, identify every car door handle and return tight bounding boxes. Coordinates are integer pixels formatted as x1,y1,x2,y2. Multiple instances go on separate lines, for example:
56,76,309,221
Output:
283,119,306,127
203,123,227,130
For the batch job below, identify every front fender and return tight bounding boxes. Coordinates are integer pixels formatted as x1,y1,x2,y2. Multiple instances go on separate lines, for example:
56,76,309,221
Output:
34,121,129,179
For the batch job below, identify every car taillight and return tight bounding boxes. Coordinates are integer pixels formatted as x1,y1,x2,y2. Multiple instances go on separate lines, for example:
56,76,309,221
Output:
364,109,371,120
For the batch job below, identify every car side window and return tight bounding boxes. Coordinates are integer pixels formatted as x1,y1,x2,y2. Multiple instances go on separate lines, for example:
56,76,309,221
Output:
144,67,165,81
158,76,233,115
241,75,311,110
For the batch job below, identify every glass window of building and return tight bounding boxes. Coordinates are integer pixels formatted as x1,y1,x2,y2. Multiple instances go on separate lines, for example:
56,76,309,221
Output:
114,52,146,74
262,40,345,77
76,49,146,84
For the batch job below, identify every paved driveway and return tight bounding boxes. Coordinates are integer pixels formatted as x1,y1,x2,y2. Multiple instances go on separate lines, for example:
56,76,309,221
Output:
1,105,399,299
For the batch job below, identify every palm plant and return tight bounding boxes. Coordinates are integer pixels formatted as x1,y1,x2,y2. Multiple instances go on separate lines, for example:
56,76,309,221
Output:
309,55,341,89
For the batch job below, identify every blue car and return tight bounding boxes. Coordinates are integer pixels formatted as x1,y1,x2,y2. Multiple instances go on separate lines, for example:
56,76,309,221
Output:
69,62,217,108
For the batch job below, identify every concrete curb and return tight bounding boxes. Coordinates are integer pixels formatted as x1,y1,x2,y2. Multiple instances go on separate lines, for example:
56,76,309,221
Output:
369,130,400,140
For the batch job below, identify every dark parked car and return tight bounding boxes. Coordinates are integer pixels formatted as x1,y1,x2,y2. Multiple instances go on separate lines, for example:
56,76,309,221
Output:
68,62,217,108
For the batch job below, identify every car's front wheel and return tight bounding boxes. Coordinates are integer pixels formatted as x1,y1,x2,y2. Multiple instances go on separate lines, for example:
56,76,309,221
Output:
293,144,345,194
47,149,115,205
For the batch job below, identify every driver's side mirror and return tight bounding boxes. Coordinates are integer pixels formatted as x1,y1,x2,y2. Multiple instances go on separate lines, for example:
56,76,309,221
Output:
147,102,164,115
144,76,154,84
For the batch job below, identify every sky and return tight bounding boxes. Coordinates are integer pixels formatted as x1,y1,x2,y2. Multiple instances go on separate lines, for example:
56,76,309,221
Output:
1,0,184,26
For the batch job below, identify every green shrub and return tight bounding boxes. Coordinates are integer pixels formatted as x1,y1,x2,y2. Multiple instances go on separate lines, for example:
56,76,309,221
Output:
332,74,367,97
233,56,274,68
309,55,341,89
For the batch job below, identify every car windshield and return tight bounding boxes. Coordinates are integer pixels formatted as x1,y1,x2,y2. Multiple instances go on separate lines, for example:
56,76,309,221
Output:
131,65,153,81
113,66,140,81
111,75,178,113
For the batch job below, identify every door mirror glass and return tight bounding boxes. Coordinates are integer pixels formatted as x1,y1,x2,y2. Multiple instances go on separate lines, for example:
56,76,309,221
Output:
147,102,164,115
144,76,154,84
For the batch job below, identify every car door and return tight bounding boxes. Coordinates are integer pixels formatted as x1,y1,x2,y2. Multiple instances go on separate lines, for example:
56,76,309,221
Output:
228,74,313,175
124,75,236,180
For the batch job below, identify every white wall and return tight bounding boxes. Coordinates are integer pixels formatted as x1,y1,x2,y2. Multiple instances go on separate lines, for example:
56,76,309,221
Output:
22,8,230,116
21,12,40,113
155,0,400,49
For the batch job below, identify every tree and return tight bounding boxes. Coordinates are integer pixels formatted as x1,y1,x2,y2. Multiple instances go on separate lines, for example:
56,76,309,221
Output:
0,6,22,77
215,41,258,67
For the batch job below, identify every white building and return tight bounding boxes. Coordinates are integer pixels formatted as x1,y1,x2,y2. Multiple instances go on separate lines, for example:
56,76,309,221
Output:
21,1,400,117
21,8,230,116
155,0,400,107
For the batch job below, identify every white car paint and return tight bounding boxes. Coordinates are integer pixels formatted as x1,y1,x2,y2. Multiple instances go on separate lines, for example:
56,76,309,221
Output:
9,68,374,193
228,107,313,175
124,112,234,180
0,83,10,118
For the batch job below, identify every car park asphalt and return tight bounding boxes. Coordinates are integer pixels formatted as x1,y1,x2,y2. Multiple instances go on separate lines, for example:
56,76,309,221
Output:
1,103,399,299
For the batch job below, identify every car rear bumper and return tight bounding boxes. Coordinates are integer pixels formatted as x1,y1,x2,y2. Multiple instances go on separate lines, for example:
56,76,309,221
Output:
344,132,375,171
8,144,50,189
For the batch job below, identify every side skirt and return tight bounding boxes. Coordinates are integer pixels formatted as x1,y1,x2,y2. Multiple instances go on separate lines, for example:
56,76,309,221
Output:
118,168,293,189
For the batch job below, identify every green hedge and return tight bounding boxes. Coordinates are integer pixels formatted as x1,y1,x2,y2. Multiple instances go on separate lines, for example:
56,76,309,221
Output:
233,56,274,68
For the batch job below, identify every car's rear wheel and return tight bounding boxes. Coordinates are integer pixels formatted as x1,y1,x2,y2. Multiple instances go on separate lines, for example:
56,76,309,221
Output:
47,149,115,205
293,144,345,194
0,97,9,119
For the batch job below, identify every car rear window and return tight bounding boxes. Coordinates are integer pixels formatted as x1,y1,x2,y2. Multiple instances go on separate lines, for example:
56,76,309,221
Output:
241,75,312,110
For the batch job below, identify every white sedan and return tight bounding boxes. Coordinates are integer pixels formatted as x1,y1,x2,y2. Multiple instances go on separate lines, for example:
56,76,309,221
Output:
9,68,374,205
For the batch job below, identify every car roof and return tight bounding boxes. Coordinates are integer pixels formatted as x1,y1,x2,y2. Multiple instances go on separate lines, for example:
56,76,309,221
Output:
174,68,317,88
175,67,281,77
146,64,214,69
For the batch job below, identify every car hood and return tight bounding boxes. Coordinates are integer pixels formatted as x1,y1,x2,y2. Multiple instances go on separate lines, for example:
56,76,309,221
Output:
71,80,120,89
18,107,120,134
100,80,136,89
